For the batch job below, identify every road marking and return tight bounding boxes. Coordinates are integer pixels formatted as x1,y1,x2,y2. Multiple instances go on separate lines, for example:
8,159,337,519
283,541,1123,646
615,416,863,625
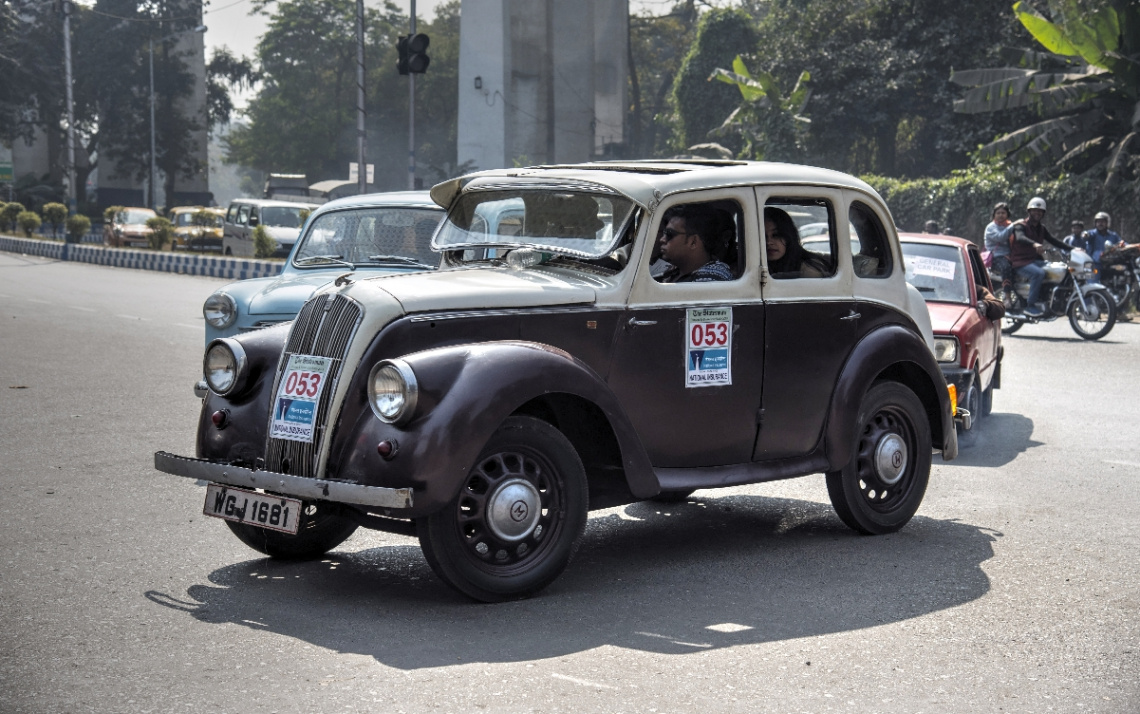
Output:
550,673,618,690
706,622,753,633
26,298,52,305
115,314,148,321
635,631,712,648
1103,460,1140,468
67,305,96,312
174,323,200,330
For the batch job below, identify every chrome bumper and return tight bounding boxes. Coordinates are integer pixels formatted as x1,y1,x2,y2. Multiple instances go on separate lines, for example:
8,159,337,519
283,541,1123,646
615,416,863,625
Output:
154,451,413,509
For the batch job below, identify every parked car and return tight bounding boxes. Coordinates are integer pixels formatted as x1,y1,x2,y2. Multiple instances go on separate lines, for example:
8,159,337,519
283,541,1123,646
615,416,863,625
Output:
103,207,157,248
201,191,445,347
222,198,319,258
170,206,225,252
899,233,1002,438
157,160,958,602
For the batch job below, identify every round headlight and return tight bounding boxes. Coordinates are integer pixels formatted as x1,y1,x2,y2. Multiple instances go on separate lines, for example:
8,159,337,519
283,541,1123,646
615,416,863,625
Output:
204,339,248,396
933,337,959,364
203,291,237,329
368,360,418,425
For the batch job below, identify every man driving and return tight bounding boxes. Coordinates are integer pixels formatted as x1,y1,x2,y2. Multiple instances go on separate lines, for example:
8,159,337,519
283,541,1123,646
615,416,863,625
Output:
657,205,734,283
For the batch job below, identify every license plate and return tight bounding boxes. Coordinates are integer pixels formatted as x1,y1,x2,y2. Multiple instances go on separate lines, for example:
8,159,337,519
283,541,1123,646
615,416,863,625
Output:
203,484,302,535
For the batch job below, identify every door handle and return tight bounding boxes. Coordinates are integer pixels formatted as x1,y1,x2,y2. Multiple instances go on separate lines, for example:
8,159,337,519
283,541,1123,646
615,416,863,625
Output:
628,317,657,327
840,311,861,321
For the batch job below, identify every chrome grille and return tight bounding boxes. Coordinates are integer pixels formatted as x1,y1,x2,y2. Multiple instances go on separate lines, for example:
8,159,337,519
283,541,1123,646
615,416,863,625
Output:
265,294,362,478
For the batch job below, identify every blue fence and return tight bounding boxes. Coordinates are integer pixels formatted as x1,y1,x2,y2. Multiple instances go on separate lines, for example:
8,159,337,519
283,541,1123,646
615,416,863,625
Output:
0,234,283,281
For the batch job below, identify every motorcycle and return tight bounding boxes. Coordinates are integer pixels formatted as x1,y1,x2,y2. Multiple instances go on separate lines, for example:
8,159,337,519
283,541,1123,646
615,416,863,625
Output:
1098,245,1140,313
991,247,1117,340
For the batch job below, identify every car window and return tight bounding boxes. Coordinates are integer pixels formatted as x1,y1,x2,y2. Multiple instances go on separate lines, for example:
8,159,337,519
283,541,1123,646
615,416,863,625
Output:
174,212,194,227
654,200,745,283
261,206,305,228
226,205,238,224
901,242,970,304
849,201,893,278
764,198,836,279
236,205,250,226
296,207,442,266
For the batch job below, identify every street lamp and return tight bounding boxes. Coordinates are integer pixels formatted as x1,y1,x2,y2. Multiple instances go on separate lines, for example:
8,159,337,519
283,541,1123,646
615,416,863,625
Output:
149,24,207,210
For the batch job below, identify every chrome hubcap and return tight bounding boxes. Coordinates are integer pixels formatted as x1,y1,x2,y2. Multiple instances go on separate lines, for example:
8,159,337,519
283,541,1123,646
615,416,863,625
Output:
485,478,541,542
874,433,908,485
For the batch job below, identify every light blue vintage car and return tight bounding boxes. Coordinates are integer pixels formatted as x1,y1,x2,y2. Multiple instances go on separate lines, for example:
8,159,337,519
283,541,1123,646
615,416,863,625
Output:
202,191,445,345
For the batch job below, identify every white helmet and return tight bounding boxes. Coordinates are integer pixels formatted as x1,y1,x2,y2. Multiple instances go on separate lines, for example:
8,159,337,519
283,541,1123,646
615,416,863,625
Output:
1094,211,1110,225
1027,196,1047,211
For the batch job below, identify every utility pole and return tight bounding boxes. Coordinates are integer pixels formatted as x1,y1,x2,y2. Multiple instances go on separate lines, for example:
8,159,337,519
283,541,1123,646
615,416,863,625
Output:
62,0,77,214
408,0,416,190
355,0,367,195
149,36,157,210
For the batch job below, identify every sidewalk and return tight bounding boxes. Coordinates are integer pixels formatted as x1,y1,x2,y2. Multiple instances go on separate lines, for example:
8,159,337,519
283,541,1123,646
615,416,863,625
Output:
0,234,283,281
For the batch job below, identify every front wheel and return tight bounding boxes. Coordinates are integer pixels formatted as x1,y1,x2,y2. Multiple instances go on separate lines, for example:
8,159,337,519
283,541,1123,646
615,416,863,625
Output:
1068,289,1116,340
225,499,358,559
826,382,932,535
417,416,588,602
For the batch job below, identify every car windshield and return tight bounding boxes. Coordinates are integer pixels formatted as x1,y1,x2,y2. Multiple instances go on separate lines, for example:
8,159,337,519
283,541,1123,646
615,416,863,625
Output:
121,209,155,225
260,206,307,229
901,242,970,304
294,206,442,267
434,189,637,260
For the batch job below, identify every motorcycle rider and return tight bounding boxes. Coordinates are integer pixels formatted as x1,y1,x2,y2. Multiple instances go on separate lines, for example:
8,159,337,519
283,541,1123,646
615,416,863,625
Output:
1009,197,1070,317
984,202,1015,296
1080,212,1124,265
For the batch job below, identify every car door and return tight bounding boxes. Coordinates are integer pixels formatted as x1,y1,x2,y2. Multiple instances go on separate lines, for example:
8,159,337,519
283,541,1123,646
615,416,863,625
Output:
753,188,857,461
966,244,1000,387
607,188,764,468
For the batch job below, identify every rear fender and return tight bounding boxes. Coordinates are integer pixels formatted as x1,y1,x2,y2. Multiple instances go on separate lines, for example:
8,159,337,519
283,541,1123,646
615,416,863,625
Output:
329,341,656,517
825,324,957,466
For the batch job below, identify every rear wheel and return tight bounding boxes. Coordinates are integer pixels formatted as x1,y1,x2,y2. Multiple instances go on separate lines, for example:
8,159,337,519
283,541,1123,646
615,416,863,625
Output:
1101,272,1131,310
225,499,357,559
1068,289,1116,340
417,416,588,602
826,382,932,535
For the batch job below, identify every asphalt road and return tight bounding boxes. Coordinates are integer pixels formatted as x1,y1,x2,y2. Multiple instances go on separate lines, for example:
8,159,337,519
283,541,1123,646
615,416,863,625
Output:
1,252,1137,713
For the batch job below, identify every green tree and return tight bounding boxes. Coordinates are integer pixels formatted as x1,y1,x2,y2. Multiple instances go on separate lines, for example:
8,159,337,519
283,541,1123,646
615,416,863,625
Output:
65,214,92,244
627,1,700,157
252,224,275,258
950,1,1140,187
709,56,811,162
2,202,25,233
42,202,68,239
671,8,759,154
17,210,42,237
145,216,173,250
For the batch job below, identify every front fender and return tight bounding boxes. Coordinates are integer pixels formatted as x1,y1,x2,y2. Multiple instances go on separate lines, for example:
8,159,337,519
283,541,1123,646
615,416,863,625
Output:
326,340,656,517
825,324,957,467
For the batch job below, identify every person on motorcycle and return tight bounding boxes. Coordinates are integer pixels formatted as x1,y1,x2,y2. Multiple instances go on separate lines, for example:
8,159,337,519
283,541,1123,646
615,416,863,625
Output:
1081,212,1124,265
984,202,1015,295
1009,197,1070,317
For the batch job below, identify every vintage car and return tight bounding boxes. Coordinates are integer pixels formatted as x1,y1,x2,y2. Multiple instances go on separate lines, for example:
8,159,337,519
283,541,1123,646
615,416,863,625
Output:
170,206,225,252
201,191,445,347
103,207,158,248
899,234,1002,438
157,160,958,602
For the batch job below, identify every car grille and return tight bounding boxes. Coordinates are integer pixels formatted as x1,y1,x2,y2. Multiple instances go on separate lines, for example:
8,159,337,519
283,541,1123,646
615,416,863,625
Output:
264,293,362,478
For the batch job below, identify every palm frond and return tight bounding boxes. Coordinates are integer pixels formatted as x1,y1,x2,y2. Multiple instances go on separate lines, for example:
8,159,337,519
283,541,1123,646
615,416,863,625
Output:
949,67,1035,88
1105,131,1138,186
1035,81,1111,113
976,114,1083,160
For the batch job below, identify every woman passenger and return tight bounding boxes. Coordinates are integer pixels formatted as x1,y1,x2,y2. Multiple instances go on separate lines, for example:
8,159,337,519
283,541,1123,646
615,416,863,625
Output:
764,207,827,278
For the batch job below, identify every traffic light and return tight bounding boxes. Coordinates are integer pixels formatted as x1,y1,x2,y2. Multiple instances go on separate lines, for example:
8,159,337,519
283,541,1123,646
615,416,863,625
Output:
397,33,430,75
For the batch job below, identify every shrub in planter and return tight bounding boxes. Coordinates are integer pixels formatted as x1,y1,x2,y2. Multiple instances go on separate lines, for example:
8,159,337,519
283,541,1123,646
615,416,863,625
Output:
42,202,68,239
253,224,276,258
65,214,92,244
18,210,42,238
145,216,174,250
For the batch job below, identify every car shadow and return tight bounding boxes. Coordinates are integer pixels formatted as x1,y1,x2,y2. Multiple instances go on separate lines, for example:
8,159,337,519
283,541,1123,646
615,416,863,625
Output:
146,495,997,669
940,412,1040,467
1004,332,1123,344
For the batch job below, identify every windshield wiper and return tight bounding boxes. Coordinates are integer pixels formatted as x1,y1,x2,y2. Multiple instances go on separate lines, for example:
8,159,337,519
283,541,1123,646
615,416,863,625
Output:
295,255,356,270
366,254,435,269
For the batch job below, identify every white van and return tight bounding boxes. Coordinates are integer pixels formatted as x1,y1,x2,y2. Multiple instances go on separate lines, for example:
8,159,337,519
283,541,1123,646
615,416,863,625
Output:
222,198,319,258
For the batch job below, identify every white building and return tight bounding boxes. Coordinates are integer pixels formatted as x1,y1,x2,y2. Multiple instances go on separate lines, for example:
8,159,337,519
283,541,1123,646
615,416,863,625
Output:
457,0,628,171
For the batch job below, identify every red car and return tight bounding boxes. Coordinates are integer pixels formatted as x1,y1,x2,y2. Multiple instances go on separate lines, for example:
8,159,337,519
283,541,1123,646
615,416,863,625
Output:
900,233,1002,439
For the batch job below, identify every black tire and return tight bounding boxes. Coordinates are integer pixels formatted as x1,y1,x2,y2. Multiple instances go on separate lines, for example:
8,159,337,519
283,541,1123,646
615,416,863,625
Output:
1001,316,1023,335
417,416,588,602
825,382,932,535
225,499,358,559
980,381,994,417
1067,289,1116,340
651,489,696,503
956,379,981,447
1102,273,1131,310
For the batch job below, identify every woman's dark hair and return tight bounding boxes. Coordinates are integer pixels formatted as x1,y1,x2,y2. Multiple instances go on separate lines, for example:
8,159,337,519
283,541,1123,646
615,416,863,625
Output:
764,206,806,274
992,202,1010,218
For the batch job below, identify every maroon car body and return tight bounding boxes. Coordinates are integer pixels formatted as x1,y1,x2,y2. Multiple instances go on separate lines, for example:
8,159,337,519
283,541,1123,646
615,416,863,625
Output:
900,233,1002,430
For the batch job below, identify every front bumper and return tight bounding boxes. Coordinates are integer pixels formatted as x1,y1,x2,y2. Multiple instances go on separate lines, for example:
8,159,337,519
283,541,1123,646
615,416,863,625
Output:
939,365,974,404
154,451,413,509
